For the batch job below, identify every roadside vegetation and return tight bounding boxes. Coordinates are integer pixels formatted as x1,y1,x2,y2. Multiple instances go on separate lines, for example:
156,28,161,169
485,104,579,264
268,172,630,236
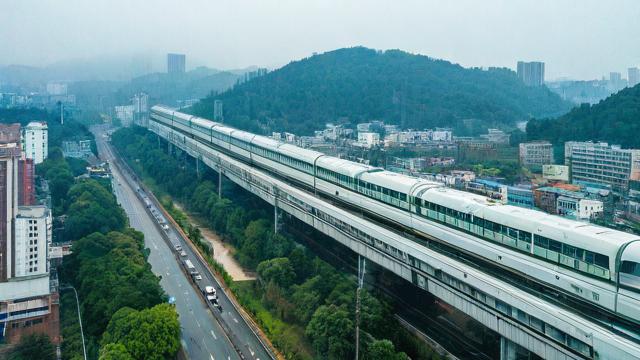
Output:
113,125,442,360
38,153,180,360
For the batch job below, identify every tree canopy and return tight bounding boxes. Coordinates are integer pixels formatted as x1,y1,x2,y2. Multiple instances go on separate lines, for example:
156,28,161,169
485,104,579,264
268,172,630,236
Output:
191,47,571,135
9,333,56,360
101,304,180,360
527,84,640,147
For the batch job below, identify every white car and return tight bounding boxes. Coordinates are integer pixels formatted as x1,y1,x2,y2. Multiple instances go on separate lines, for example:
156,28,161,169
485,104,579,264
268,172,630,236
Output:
174,244,182,251
205,286,216,295
180,250,187,257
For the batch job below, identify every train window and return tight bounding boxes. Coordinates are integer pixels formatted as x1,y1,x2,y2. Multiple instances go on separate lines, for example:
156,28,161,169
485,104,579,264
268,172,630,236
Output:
529,316,544,332
568,336,592,357
549,240,562,253
545,324,566,343
594,254,609,268
621,261,640,276
563,244,577,258
534,235,548,248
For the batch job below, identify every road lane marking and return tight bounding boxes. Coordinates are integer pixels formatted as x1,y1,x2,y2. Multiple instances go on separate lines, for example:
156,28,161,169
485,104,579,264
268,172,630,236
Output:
233,317,239,324
210,330,217,340
210,354,215,360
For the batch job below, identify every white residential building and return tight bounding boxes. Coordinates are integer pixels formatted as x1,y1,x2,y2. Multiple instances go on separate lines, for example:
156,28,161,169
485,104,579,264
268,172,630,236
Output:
114,105,135,127
357,132,380,148
14,206,51,278
556,196,603,221
22,122,48,165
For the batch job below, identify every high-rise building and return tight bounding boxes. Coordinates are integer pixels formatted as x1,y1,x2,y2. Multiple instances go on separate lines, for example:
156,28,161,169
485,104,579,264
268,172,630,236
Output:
22,122,48,165
519,141,554,172
213,100,223,121
18,159,35,206
131,92,149,126
565,141,640,195
0,123,58,345
629,67,640,87
167,53,186,74
517,61,545,86
14,206,51,278
0,124,21,283
608,72,626,92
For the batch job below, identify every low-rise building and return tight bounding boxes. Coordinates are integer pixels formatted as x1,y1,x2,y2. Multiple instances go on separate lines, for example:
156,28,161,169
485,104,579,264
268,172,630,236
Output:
480,129,510,144
357,132,380,148
114,105,135,127
534,186,604,221
556,196,603,221
62,140,92,159
519,141,553,172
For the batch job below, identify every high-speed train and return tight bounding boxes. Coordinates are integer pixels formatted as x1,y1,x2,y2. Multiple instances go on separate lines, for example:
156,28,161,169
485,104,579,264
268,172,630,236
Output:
150,105,640,324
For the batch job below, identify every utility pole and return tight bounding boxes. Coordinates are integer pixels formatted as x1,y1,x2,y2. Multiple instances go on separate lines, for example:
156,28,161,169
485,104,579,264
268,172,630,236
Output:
355,256,366,360
62,285,87,360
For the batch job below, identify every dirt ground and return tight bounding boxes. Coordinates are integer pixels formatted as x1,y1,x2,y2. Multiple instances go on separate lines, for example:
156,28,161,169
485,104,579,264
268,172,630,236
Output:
175,203,255,281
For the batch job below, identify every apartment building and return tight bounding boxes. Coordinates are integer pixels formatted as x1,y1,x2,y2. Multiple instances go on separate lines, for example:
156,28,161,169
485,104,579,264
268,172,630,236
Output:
565,141,640,195
22,121,48,165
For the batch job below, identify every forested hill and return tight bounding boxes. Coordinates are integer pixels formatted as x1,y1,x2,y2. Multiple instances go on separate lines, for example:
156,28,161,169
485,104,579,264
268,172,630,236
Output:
527,84,640,148
191,47,571,135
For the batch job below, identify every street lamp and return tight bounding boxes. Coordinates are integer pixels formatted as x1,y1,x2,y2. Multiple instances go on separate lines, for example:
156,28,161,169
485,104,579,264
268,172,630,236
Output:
61,285,87,360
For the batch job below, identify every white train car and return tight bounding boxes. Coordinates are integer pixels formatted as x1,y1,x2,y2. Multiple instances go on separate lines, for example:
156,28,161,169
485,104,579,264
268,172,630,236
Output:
148,106,640,325
249,136,322,186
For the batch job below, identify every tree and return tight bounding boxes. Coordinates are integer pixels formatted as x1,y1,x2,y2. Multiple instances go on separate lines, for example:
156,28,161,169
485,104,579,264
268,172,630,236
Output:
45,164,74,209
256,257,296,289
101,304,180,360
364,339,409,360
9,333,56,360
99,344,134,360
305,305,354,359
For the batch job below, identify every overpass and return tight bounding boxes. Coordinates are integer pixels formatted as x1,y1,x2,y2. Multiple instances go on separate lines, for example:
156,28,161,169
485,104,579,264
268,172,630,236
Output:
145,118,640,360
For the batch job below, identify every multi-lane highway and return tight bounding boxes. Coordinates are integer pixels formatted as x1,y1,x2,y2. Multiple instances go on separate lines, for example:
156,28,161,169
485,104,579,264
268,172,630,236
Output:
93,125,272,360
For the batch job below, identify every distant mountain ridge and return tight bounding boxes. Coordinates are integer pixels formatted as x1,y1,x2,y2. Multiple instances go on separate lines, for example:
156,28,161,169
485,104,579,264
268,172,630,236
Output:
191,47,572,135
527,84,640,148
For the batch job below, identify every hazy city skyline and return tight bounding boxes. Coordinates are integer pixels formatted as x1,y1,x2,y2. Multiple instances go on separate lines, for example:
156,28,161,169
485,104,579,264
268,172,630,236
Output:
2,0,640,80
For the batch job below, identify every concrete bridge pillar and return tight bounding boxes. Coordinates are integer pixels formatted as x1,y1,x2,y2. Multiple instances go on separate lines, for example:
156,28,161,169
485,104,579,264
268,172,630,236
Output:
274,200,280,234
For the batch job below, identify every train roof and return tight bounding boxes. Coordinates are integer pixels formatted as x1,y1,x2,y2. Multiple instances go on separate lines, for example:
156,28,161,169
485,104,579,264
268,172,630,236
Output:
151,105,173,113
252,135,281,149
278,143,325,163
421,187,638,256
191,117,217,129
316,157,380,177
360,170,441,194
230,129,256,143
621,241,640,263
212,124,236,136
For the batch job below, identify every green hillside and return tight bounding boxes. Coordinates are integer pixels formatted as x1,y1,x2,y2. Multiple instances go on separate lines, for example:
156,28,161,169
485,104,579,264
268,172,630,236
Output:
527,84,640,148
191,47,571,135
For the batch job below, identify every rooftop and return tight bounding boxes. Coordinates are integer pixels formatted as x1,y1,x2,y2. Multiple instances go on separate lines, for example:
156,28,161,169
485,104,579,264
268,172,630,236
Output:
0,123,21,144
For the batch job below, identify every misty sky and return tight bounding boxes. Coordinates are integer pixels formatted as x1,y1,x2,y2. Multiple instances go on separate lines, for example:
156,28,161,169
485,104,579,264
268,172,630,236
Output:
2,0,639,80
